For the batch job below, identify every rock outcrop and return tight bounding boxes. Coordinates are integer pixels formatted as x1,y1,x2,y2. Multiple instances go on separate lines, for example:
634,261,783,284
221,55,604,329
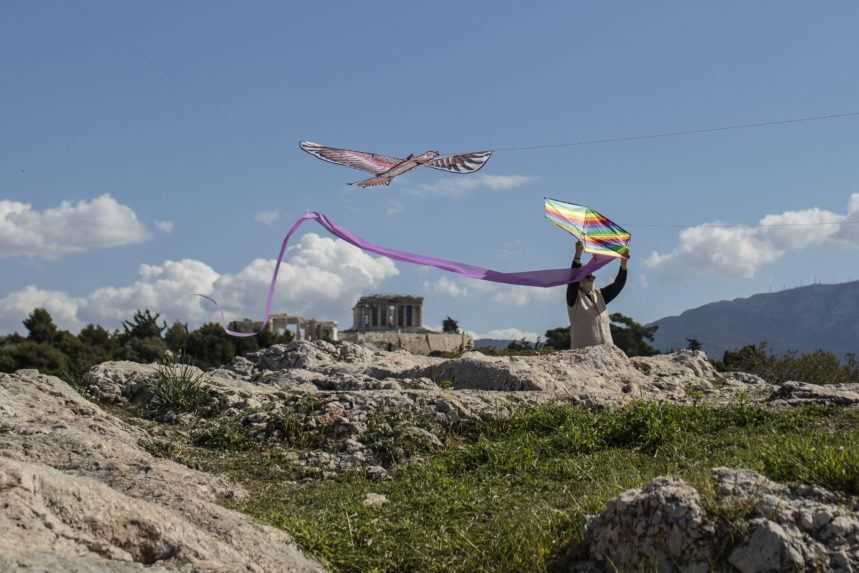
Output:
4,339,856,571
75,342,782,478
768,381,859,407
0,370,324,573
577,467,859,572
79,341,858,478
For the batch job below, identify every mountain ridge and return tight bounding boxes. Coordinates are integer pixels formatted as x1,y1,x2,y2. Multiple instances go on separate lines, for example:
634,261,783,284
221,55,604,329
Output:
651,280,859,359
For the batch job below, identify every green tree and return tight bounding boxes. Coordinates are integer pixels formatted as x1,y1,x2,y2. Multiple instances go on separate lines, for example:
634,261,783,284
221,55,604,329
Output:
0,346,16,372
115,337,168,363
720,344,771,375
121,309,167,340
1,341,70,376
23,308,58,344
164,321,189,353
53,330,108,375
544,327,570,350
256,327,294,348
686,338,703,352
609,313,659,357
442,317,460,334
718,343,859,385
78,324,112,348
183,323,237,369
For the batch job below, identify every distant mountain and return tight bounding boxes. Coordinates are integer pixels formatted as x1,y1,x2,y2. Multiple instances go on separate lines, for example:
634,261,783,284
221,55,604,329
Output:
651,281,859,359
473,339,514,349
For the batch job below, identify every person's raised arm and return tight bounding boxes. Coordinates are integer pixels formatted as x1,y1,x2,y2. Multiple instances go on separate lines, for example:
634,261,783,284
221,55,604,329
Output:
601,252,629,304
567,240,584,307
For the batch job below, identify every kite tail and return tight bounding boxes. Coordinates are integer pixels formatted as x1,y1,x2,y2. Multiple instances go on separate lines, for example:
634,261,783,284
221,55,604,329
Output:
198,213,320,337
202,212,615,338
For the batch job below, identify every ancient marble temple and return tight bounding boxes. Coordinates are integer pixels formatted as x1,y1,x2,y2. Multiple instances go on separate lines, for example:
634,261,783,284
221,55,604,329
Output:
351,294,423,332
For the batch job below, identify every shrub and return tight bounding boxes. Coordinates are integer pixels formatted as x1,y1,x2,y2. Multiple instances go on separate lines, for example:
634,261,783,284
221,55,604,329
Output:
0,341,70,376
146,358,216,419
718,343,859,385
193,418,252,450
182,323,237,369
115,336,168,364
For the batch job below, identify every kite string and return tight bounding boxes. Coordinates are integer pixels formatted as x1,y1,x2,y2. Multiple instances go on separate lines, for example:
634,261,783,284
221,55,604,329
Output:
486,110,859,230
618,220,859,230
489,110,859,153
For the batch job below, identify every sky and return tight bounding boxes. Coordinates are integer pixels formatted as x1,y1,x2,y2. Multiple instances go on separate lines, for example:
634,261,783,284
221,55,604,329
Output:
2,1,859,342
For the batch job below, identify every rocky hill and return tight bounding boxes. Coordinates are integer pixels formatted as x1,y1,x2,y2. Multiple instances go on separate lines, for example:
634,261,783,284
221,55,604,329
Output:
651,280,859,359
3,340,859,571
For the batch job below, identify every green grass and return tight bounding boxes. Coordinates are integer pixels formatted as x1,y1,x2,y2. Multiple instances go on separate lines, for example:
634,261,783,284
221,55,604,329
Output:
144,359,217,419
157,401,859,572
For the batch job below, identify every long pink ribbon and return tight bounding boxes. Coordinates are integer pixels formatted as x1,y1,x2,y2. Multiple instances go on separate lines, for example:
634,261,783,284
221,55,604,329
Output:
205,212,613,337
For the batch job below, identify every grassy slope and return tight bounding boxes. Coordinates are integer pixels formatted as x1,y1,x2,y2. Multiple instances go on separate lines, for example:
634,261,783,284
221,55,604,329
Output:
141,400,859,573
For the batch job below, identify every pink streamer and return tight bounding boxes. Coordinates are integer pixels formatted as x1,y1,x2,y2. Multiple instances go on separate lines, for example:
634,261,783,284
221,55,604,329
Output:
204,212,613,337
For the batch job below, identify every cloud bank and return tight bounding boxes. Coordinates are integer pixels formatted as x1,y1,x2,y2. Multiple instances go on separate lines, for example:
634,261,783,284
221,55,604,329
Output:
0,194,148,258
0,233,398,334
646,194,859,278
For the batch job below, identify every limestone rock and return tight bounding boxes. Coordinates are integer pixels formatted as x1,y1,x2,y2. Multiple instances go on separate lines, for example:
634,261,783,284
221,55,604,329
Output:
0,370,324,572
413,346,749,407
768,381,859,407
714,467,859,572
362,493,388,507
576,467,859,571
729,519,806,573
582,477,718,571
247,341,338,371
723,371,768,386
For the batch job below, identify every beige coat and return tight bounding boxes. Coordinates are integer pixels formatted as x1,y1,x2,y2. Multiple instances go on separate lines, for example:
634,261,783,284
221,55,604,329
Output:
567,286,613,349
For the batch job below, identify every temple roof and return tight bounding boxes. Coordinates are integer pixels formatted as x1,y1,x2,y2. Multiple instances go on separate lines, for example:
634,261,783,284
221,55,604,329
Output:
355,294,424,305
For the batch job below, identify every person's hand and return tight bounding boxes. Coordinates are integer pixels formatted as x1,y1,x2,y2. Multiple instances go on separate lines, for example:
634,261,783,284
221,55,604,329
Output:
574,240,584,257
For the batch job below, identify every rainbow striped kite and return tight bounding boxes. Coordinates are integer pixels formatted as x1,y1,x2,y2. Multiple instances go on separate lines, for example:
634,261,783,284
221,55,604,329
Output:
544,198,631,259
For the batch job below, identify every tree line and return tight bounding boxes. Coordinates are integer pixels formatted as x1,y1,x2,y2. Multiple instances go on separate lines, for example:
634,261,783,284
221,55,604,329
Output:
2,307,856,387
0,308,292,379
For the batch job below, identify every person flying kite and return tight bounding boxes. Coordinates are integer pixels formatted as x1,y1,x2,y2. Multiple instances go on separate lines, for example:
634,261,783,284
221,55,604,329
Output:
299,141,493,188
544,198,631,349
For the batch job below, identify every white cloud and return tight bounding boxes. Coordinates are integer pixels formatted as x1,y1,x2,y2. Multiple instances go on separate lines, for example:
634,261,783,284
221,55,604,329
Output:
646,194,859,278
0,233,399,334
426,276,469,297
154,220,175,233
0,286,85,333
410,175,536,198
0,194,148,259
385,201,404,217
499,239,522,258
255,210,280,225
424,276,561,307
835,193,859,245
638,274,650,289
468,328,539,342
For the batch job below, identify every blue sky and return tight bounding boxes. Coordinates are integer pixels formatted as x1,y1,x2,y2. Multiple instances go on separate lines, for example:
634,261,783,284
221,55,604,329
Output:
2,1,858,340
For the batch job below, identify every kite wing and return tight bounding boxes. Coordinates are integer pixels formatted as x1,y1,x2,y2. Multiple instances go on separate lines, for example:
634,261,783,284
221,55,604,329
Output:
544,198,630,259
427,150,493,174
299,141,402,175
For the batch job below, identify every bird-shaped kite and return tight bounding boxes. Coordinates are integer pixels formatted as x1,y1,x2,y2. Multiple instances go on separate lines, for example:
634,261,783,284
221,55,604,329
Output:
299,141,493,188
